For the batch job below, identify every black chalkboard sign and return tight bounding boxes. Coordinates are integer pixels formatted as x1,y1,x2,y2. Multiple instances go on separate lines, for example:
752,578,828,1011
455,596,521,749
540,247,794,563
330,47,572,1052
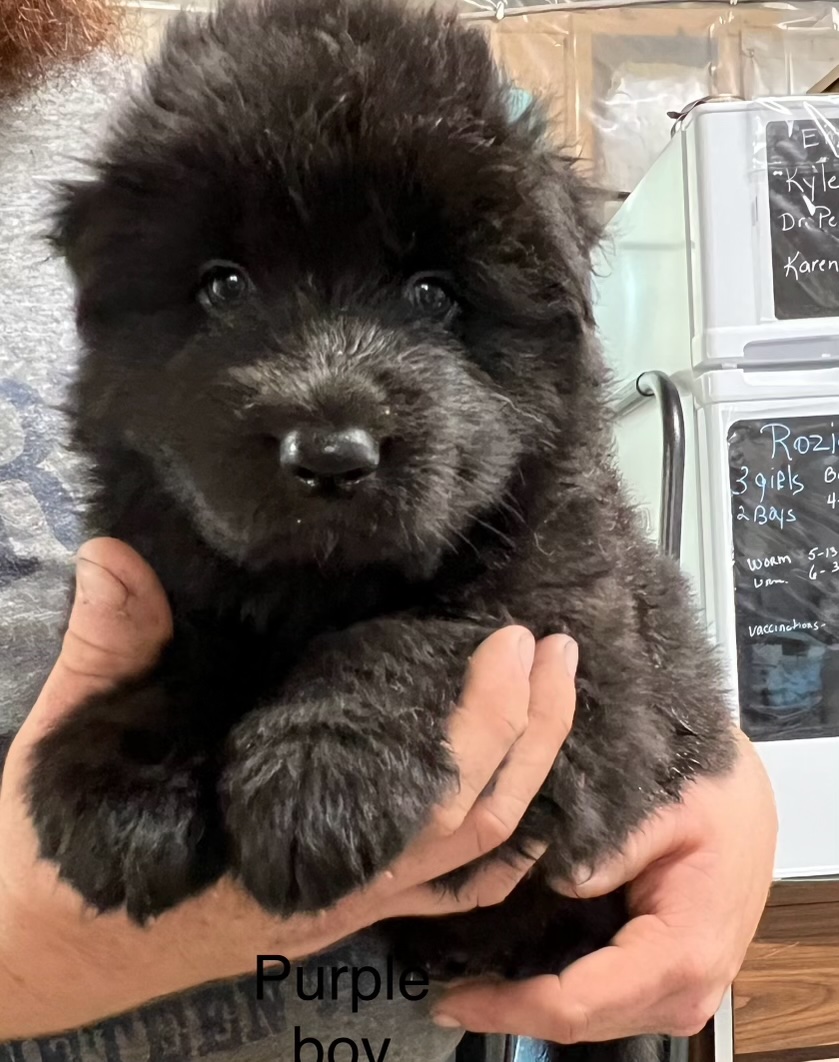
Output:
730,416,839,741
767,118,839,320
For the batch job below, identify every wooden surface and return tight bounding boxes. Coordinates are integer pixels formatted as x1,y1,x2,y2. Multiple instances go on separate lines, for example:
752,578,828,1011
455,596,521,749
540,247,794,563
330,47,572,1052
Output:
766,879,839,908
734,1049,839,1062
734,881,839,1057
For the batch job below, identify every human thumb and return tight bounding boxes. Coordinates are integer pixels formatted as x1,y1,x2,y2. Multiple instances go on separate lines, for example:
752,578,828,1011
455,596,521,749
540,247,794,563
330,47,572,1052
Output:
12,538,173,749
552,806,689,899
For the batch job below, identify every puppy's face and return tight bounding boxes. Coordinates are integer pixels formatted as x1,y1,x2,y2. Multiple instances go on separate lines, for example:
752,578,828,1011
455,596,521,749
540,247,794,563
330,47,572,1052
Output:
55,0,599,574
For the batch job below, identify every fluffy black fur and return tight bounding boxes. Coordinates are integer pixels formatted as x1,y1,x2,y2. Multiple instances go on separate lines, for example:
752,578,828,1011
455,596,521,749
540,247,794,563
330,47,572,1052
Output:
29,0,735,1055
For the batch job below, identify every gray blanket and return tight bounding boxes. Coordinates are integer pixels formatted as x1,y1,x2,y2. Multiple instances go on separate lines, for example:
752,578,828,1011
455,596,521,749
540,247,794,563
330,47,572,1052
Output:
0,52,464,1062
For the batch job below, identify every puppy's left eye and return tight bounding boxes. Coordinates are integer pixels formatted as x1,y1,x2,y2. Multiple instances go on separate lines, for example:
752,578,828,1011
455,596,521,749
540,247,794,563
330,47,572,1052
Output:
198,261,252,312
405,273,458,320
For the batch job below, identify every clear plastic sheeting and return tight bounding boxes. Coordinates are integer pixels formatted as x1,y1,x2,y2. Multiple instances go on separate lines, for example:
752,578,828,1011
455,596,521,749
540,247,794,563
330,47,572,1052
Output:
133,1,839,197
467,2,839,195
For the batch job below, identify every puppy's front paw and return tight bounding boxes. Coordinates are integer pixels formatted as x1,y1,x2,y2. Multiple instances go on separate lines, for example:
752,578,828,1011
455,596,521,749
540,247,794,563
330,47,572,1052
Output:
27,694,225,922
222,707,455,914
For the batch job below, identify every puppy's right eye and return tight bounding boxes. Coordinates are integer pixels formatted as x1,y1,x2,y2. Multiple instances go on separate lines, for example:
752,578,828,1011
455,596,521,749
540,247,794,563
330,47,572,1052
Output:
198,261,252,312
404,272,459,323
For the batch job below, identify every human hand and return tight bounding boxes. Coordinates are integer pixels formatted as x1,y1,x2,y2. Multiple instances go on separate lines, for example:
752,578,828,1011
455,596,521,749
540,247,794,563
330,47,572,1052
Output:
0,537,577,1038
432,728,777,1041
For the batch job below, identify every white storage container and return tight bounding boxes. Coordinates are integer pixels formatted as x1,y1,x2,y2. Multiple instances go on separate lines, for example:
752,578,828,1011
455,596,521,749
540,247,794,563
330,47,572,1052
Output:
598,95,839,376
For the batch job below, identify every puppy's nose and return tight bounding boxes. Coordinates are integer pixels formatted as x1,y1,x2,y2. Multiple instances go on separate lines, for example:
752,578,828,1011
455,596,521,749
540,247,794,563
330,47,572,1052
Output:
279,427,380,488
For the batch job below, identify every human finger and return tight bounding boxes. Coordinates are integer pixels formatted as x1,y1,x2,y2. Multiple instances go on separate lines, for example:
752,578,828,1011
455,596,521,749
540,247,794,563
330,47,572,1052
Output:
381,634,578,902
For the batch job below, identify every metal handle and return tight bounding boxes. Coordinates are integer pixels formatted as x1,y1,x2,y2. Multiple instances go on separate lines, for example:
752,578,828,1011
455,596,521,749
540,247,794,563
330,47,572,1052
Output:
614,370,686,562
613,370,690,1062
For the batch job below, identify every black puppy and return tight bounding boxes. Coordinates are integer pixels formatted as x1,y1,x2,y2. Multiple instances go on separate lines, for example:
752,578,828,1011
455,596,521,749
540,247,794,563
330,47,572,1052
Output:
30,0,734,1045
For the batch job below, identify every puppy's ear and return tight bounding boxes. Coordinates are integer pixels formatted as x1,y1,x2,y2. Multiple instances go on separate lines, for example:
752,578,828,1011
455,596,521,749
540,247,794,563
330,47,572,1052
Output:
47,178,105,284
502,80,603,262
